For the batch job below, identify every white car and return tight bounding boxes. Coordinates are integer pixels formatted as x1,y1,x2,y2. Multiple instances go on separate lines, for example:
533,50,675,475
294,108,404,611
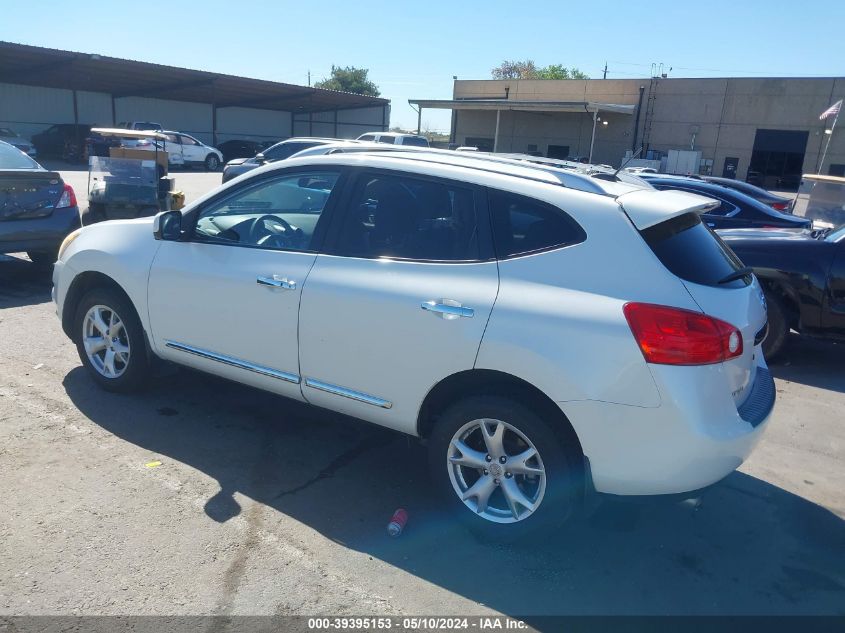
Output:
129,130,223,171
357,131,429,147
52,151,774,537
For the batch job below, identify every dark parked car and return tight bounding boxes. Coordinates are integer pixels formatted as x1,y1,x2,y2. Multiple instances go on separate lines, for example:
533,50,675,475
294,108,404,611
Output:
221,137,335,183
703,176,793,211
217,139,267,163
0,141,80,264
641,175,810,230
719,224,845,358
31,124,92,161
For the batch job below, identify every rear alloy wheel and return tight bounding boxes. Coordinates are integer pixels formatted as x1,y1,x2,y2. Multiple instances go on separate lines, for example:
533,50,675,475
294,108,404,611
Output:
448,418,546,523
429,395,578,538
74,287,150,392
205,154,220,171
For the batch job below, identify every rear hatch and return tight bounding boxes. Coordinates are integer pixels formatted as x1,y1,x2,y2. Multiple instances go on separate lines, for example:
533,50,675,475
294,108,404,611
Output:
620,189,768,408
0,170,64,221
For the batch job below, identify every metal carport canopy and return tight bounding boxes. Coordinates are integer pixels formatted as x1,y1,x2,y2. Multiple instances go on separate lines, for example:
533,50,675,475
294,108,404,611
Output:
0,41,388,114
408,98,635,157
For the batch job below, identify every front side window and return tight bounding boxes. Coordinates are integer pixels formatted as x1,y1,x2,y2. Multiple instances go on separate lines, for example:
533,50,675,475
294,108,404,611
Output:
180,135,199,146
489,190,586,257
193,171,340,251
376,135,395,145
334,173,480,261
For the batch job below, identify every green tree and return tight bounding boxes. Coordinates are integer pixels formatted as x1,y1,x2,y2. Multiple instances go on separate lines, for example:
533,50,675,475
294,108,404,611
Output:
491,60,588,80
535,64,589,80
314,66,380,96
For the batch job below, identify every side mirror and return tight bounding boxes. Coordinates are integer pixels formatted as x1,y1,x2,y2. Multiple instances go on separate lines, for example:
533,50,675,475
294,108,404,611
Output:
153,210,182,241
255,152,266,164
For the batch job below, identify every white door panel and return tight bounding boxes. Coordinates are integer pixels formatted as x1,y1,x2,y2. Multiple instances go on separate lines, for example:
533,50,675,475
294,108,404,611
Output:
148,241,315,399
298,255,499,434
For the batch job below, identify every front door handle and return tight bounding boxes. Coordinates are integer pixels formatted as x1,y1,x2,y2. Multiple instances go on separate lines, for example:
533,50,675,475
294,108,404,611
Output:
257,275,296,290
421,299,474,320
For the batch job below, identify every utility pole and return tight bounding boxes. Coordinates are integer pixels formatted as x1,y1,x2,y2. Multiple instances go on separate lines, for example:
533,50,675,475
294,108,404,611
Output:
603,62,608,79
307,71,311,87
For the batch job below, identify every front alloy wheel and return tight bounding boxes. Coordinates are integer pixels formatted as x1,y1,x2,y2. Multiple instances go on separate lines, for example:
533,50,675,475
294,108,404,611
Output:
448,418,546,523
74,287,150,392
82,305,131,378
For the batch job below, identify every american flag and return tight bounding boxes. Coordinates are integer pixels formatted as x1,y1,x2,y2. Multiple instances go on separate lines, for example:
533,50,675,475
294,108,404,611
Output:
819,99,842,120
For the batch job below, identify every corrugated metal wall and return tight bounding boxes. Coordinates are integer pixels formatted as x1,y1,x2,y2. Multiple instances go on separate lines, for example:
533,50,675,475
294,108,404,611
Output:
216,107,291,144
292,105,388,138
0,83,75,139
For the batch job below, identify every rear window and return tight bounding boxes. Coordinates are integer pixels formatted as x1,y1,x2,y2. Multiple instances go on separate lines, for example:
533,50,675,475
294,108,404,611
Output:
0,142,39,169
640,212,748,288
400,136,429,147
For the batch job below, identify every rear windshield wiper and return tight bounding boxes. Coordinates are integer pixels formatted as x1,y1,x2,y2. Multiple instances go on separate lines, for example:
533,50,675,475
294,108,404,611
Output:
718,266,754,285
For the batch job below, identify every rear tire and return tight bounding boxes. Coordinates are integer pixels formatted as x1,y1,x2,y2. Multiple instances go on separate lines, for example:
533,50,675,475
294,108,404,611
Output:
428,395,580,540
204,154,220,171
73,287,150,392
762,289,789,361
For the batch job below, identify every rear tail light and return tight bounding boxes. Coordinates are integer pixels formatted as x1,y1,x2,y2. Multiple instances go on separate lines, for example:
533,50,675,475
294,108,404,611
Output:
56,184,77,209
770,202,789,211
623,302,743,365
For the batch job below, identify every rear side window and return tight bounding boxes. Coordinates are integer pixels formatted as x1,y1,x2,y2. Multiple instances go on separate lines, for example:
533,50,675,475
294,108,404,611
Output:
489,190,586,257
376,136,395,145
335,173,480,261
641,212,748,287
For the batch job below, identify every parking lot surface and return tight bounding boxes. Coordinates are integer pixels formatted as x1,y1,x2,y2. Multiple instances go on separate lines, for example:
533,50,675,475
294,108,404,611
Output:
0,169,844,618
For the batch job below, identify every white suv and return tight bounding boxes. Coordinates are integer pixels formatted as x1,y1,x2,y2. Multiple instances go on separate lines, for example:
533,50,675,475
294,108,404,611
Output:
52,151,774,536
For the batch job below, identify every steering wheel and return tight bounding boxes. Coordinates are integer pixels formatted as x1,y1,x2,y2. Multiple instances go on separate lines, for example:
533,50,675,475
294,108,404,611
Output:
248,214,299,248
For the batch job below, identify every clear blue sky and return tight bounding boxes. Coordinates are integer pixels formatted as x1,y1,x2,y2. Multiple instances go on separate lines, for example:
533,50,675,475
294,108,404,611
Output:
4,0,844,133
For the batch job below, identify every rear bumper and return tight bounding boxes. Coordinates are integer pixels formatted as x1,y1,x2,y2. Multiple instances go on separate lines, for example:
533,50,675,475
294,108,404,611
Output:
0,207,81,254
561,356,775,496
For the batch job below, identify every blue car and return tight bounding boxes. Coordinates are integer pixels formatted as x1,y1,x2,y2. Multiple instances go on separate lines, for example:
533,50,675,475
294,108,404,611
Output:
0,141,80,265
641,174,810,230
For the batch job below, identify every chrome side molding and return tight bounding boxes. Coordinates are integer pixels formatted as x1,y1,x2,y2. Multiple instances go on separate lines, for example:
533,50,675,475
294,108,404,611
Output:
304,378,393,409
164,340,300,384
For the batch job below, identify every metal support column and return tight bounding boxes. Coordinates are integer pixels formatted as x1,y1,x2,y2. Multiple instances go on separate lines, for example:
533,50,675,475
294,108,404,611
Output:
588,109,598,163
417,106,422,135
493,109,501,152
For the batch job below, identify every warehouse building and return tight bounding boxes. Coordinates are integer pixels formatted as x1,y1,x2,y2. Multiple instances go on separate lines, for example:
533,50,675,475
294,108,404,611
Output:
412,76,845,187
0,41,388,151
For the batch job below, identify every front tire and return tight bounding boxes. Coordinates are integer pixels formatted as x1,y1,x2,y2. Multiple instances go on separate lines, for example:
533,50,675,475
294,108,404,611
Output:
27,249,58,266
204,153,220,171
73,287,150,392
428,395,579,539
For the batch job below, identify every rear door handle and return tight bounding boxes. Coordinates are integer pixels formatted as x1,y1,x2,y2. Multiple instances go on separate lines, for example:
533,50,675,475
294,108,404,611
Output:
257,275,296,290
421,299,474,319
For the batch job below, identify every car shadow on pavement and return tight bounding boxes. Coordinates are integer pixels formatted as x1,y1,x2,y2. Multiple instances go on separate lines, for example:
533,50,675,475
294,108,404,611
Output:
63,366,845,617
768,335,845,394
0,254,53,309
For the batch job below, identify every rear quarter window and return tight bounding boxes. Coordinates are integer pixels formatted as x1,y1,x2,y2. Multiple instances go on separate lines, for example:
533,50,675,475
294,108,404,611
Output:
640,212,748,288
489,190,586,257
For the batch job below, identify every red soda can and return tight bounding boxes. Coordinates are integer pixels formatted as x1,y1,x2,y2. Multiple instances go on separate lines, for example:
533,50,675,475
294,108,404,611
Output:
387,508,408,537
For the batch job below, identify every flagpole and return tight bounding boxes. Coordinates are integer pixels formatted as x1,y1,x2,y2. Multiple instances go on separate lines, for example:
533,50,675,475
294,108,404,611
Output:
818,106,840,175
